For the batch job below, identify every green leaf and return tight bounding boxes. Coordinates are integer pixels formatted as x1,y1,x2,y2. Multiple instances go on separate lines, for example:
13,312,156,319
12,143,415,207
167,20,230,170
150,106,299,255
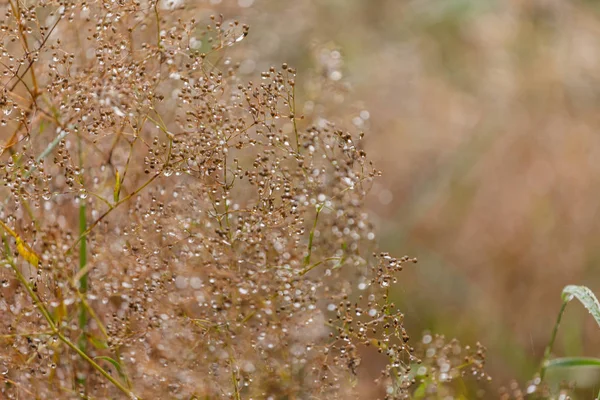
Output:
413,382,426,399
562,285,600,328
87,335,108,350
94,356,126,380
546,357,600,369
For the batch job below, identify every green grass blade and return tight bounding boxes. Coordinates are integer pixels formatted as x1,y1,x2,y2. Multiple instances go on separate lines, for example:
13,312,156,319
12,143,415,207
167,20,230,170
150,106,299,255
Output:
545,357,600,369
24,129,69,179
546,356,600,400
540,285,600,382
78,202,88,295
94,356,129,384
562,285,600,328
87,335,108,350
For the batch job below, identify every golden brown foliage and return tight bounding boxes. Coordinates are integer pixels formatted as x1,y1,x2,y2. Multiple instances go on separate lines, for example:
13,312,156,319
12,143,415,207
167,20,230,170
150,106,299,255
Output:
0,1,492,399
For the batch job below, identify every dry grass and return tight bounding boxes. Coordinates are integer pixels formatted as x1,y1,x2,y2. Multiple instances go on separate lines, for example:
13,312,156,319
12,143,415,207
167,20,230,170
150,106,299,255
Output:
236,0,600,393
3,1,600,398
0,1,490,399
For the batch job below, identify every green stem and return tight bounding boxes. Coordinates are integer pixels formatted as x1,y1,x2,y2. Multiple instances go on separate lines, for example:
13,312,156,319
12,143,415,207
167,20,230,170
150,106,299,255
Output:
3,240,136,398
299,256,341,276
290,83,300,154
76,133,88,391
539,300,568,381
231,359,241,400
58,331,131,394
78,202,88,331
303,204,324,267
77,134,88,358
154,2,162,50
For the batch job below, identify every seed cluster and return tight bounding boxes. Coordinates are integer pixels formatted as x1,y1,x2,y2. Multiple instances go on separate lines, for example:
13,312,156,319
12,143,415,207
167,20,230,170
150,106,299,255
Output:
0,2,488,399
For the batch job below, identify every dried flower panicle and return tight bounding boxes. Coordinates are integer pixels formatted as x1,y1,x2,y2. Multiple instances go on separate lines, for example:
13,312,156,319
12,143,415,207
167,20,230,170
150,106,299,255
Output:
0,2,489,399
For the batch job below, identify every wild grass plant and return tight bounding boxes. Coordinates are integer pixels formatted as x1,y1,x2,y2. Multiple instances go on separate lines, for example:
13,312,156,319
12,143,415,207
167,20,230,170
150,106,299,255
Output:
0,1,595,399
0,2,491,399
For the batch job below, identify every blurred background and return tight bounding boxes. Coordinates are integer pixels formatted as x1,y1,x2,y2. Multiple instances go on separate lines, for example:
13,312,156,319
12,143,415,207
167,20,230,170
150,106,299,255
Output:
194,0,600,391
